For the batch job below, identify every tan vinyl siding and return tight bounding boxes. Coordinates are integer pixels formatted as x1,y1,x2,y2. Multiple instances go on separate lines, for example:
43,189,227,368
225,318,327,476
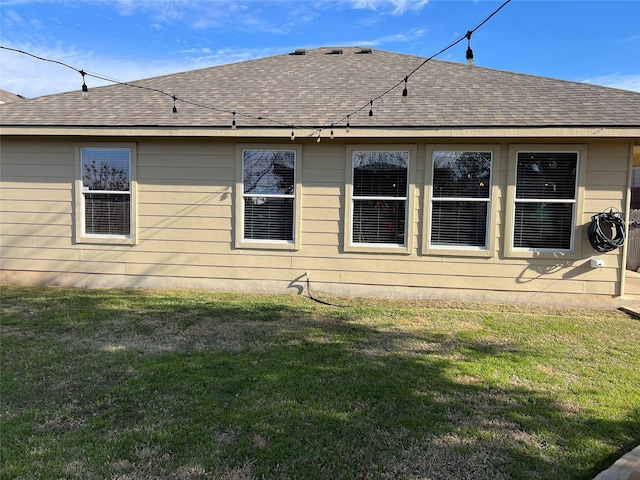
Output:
583,146,629,213
299,148,344,249
0,136,633,305
1,141,75,266
137,141,233,255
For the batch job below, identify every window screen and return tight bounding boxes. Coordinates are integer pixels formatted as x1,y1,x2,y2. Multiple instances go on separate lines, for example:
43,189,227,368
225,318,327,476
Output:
81,148,131,236
431,151,492,248
242,150,295,241
352,151,408,245
513,152,577,250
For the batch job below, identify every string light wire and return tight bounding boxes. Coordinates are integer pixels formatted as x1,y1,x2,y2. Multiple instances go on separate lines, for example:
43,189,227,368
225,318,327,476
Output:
326,0,512,129
0,0,511,136
0,45,293,129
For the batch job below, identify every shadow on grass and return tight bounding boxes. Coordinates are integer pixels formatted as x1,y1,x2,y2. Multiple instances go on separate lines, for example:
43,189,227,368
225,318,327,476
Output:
1,285,638,480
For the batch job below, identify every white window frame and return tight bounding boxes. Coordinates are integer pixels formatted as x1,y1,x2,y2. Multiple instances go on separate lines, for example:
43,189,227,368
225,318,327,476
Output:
505,144,586,259
235,144,302,250
345,145,416,254
75,143,137,245
424,145,500,257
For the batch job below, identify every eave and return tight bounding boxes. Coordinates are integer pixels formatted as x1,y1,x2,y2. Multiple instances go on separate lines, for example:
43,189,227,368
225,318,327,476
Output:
1,125,640,140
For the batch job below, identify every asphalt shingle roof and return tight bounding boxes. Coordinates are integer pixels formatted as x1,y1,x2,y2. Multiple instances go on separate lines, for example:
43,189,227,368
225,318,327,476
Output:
0,89,25,104
1,47,639,129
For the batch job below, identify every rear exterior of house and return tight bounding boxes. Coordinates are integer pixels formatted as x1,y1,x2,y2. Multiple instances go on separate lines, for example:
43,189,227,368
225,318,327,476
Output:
1,47,639,307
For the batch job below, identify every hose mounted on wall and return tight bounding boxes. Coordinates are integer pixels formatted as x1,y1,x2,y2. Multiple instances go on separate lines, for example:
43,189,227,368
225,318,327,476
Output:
587,208,626,253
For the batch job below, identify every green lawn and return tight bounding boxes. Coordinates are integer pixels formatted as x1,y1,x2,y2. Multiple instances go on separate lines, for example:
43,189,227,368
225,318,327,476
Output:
1,285,639,479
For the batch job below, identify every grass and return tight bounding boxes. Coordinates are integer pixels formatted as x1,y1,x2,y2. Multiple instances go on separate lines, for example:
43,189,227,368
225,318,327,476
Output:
1,284,639,480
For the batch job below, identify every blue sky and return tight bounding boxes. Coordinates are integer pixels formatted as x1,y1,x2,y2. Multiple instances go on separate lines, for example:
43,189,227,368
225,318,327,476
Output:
1,0,639,98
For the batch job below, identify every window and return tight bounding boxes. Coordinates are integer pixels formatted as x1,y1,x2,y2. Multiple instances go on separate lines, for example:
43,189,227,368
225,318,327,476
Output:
512,152,578,250
76,144,136,244
423,145,499,257
346,147,416,253
236,146,301,249
430,151,492,249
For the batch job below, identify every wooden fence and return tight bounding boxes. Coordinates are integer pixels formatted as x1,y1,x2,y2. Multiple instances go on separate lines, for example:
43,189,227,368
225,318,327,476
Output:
628,209,640,271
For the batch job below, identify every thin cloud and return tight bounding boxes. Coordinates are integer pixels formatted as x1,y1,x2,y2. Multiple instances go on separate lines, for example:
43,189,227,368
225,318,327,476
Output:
0,42,94,98
355,28,427,47
350,0,429,14
104,0,429,25
75,0,312,34
3,1,423,36
583,73,640,93
176,46,273,66
4,9,27,26
0,41,278,98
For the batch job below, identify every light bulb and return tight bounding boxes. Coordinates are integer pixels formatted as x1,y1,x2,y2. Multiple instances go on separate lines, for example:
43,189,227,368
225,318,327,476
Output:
290,130,295,141
401,76,408,103
466,47,475,67
346,116,351,133
80,70,88,99
465,31,475,68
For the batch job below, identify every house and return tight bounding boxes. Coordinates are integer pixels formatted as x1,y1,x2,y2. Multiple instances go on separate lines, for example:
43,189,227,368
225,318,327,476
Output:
1,47,639,307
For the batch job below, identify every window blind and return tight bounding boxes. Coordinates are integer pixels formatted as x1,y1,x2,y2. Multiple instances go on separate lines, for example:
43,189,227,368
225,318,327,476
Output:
352,199,406,244
431,151,492,248
84,193,131,236
514,152,578,250
81,148,131,237
242,150,296,242
431,201,488,247
351,151,409,246
244,198,294,241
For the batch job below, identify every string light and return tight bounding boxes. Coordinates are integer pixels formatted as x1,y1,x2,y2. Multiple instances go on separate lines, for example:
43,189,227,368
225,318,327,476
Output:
80,70,88,99
401,76,408,103
172,96,178,117
466,31,475,67
0,48,293,131
328,0,510,131
231,111,236,129
330,125,335,139
290,128,295,141
0,0,511,138
316,129,322,142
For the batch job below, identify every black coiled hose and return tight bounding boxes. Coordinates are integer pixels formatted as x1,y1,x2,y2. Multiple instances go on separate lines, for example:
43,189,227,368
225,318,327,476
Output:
587,208,626,253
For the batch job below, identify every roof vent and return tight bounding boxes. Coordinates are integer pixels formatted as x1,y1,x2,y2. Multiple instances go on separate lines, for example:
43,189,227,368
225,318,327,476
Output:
358,47,373,54
292,48,306,55
328,48,343,55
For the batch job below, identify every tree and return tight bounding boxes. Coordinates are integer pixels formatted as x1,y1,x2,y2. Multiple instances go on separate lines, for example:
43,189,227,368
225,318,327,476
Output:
83,159,129,191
